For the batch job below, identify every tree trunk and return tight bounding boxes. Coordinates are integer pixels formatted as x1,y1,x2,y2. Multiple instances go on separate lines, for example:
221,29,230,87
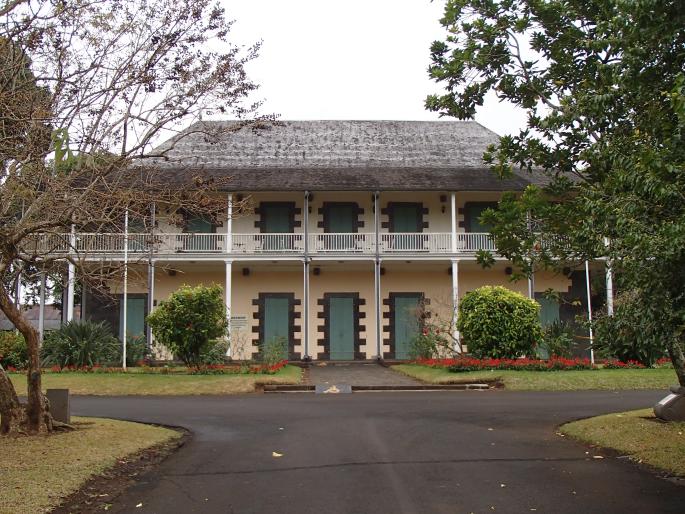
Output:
668,336,685,387
0,286,52,434
0,364,27,434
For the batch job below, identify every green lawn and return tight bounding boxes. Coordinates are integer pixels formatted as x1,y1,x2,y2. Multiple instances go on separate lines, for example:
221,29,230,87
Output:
0,417,180,514
393,364,677,391
9,365,302,395
561,408,685,477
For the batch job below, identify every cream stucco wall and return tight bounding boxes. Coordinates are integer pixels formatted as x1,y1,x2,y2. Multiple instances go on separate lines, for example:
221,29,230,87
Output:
114,261,572,360
147,191,512,238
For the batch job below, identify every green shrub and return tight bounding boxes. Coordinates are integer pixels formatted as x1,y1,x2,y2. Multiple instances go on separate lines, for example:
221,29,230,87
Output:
125,335,150,367
457,286,542,359
409,329,451,360
258,336,287,367
41,320,120,367
147,284,228,367
539,320,577,358
593,290,668,367
0,331,28,369
200,339,229,365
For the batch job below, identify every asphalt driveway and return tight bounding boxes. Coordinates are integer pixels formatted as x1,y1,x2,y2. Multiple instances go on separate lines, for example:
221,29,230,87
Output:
73,391,684,514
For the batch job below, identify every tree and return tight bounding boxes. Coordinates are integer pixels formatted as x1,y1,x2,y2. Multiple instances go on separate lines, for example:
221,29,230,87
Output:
147,284,227,367
426,0,685,385
0,0,267,434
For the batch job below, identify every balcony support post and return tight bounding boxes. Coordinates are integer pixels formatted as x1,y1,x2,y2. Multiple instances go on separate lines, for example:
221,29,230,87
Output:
451,258,461,353
146,203,156,351
450,192,457,254
225,259,232,357
585,260,595,365
122,209,129,370
303,191,310,360
66,224,76,322
374,191,382,359
226,193,233,254
527,266,535,300
604,237,614,316
38,271,46,344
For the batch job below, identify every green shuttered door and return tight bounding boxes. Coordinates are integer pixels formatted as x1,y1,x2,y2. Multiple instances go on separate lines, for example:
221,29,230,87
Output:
121,297,146,339
329,296,355,360
394,295,421,359
264,296,289,359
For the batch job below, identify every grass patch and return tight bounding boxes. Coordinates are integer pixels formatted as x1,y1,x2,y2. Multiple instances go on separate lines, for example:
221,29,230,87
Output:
0,417,180,514
9,365,302,396
561,409,685,477
393,364,677,391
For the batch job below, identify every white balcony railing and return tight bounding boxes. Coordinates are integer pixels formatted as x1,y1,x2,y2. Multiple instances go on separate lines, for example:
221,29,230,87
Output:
309,233,375,254
25,232,498,257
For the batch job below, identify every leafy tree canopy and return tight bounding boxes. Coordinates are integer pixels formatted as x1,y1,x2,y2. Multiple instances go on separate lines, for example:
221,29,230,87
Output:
427,0,685,384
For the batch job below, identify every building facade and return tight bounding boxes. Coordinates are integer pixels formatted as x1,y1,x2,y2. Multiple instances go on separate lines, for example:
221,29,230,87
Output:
49,121,608,360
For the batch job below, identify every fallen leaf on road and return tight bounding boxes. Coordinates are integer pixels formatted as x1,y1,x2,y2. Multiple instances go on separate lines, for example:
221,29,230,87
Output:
272,451,283,458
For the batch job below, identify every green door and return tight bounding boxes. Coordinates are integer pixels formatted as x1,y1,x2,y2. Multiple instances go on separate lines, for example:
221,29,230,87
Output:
185,215,214,251
262,204,292,250
329,296,355,360
391,204,421,250
393,295,421,359
465,202,498,233
326,204,356,250
538,297,560,327
120,297,146,339
264,296,289,359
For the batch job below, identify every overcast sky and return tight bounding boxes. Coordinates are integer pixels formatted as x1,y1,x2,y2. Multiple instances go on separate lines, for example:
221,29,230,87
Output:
225,0,527,137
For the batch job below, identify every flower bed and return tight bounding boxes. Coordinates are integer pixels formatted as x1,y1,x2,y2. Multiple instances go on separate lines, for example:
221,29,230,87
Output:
602,360,646,369
415,356,594,372
5,360,290,375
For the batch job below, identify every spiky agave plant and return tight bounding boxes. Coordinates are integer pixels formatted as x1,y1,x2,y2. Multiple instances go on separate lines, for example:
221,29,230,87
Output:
41,321,120,368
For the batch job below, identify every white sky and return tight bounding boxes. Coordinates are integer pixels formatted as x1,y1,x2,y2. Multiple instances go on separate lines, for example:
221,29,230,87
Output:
225,0,527,137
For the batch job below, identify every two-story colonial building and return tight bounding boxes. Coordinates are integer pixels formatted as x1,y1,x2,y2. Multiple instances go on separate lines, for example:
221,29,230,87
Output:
55,120,607,361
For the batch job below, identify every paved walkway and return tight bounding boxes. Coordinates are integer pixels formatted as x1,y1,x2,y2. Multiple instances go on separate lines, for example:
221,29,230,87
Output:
306,362,421,387
72,391,684,514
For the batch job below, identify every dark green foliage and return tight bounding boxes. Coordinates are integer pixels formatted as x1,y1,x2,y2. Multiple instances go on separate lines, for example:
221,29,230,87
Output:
125,336,150,367
258,336,287,367
0,332,28,369
410,329,449,360
147,284,228,367
41,321,120,367
594,291,668,367
199,340,229,365
540,321,577,358
427,0,685,385
457,286,542,359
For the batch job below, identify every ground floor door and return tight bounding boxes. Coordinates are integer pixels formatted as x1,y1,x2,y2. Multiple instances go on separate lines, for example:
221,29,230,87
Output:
263,295,290,359
393,294,422,359
120,296,146,340
329,295,355,360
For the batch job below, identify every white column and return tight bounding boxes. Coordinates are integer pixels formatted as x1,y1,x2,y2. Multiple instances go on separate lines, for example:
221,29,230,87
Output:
38,272,46,344
66,224,76,321
450,192,457,253
451,259,460,353
146,260,155,348
374,191,382,359
303,260,310,360
604,237,614,316
225,259,232,357
528,266,535,299
226,193,233,254
122,209,129,369
585,260,594,365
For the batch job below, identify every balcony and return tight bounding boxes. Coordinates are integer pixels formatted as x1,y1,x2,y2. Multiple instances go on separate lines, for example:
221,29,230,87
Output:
25,232,498,259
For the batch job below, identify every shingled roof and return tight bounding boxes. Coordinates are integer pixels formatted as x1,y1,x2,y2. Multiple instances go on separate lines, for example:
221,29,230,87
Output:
145,120,547,191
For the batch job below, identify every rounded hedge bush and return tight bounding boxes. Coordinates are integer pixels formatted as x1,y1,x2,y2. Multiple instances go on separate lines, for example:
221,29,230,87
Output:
457,286,542,359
